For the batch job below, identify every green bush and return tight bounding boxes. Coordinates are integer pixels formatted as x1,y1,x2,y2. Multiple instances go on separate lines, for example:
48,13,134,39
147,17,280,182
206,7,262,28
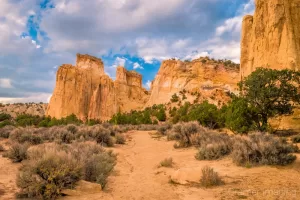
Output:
171,93,179,102
0,119,14,128
0,113,11,121
239,68,300,131
223,97,255,134
188,101,224,129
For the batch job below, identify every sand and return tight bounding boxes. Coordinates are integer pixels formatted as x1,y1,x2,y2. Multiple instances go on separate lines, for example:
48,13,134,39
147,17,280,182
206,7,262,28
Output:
1,131,300,200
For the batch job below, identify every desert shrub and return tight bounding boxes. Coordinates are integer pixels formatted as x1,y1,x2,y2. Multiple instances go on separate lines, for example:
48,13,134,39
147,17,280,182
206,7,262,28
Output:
190,131,232,160
59,129,75,144
17,151,81,199
83,151,116,188
292,135,300,143
168,122,203,148
157,123,172,135
200,166,223,187
115,133,126,144
67,124,78,134
232,133,297,166
195,142,231,160
4,143,28,162
93,126,114,147
0,125,15,138
17,142,116,199
9,128,43,145
0,144,5,152
159,157,173,168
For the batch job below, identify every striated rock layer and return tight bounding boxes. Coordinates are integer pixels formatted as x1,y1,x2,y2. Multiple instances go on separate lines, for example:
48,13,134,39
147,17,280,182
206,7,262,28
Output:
241,0,300,78
46,54,149,121
146,58,240,106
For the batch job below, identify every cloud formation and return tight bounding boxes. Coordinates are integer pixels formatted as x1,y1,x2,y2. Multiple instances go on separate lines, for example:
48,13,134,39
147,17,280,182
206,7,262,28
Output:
0,0,255,103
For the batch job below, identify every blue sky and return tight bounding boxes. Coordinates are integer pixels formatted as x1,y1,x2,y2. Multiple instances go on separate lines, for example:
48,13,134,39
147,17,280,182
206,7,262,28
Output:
0,0,254,103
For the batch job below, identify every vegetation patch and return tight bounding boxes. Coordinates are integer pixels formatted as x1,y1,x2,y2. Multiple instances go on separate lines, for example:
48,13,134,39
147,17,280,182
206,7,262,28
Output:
200,166,224,187
159,157,173,168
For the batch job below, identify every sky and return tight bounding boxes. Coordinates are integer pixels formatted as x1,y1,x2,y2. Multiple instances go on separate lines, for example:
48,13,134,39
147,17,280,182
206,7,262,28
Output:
0,0,255,103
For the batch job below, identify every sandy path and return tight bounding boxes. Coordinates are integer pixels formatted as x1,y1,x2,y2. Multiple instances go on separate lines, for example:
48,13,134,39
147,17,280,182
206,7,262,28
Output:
2,132,300,200
0,140,20,200
65,131,300,200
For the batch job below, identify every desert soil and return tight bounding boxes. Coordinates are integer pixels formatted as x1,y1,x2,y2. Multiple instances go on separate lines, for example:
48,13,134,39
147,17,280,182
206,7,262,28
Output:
1,131,300,200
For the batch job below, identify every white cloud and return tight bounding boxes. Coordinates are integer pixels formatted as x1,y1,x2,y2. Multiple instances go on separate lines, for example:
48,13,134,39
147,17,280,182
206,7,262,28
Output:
0,78,13,88
215,16,242,36
115,57,126,66
143,80,152,90
133,62,144,69
0,93,52,104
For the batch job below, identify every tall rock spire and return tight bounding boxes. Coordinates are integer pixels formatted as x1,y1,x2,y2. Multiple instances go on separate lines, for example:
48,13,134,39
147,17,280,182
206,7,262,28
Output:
240,0,300,78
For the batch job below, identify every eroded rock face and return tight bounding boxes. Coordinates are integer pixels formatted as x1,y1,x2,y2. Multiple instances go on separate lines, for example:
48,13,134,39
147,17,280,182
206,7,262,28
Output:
146,58,240,106
241,0,300,78
46,54,148,121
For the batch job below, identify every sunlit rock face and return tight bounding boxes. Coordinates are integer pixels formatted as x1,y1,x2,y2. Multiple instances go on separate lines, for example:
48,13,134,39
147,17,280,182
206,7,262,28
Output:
46,54,149,121
241,0,300,78
146,58,240,107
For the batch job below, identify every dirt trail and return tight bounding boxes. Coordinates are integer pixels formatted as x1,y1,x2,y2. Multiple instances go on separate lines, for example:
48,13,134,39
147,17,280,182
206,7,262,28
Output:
0,140,20,200
64,131,300,200
64,131,216,200
2,132,300,200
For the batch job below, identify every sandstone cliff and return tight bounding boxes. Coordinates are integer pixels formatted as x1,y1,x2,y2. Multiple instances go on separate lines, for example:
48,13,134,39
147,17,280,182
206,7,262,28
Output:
46,54,148,121
241,0,300,77
146,57,240,106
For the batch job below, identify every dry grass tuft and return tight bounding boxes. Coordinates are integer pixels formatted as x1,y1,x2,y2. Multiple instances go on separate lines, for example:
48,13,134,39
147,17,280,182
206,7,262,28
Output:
159,157,173,168
200,166,223,187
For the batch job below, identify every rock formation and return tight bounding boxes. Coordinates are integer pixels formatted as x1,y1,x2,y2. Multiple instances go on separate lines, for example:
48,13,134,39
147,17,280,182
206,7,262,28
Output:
146,57,240,106
241,0,300,78
46,54,148,121
47,54,240,121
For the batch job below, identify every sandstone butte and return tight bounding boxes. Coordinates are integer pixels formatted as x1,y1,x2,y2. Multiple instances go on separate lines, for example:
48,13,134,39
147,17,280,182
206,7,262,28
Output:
47,54,240,121
46,54,149,121
240,0,300,78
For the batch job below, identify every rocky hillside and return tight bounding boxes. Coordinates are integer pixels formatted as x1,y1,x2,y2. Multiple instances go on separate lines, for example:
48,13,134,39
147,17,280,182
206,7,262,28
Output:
0,103,47,117
146,57,240,107
240,0,300,77
46,54,149,122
